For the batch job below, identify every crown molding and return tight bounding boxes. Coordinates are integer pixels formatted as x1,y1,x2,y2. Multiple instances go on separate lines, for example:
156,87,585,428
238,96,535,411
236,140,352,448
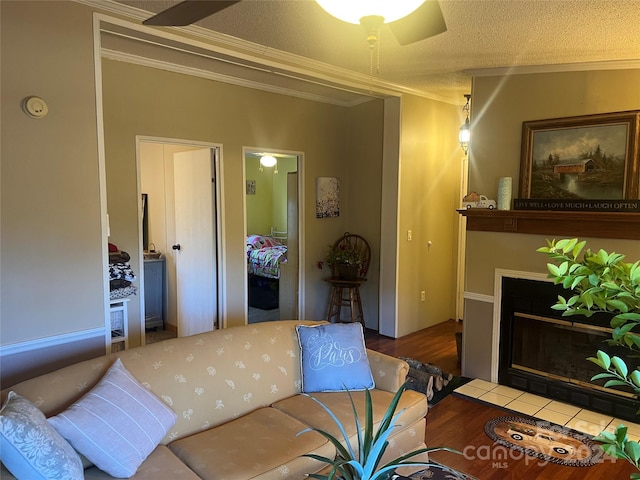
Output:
80,0,456,104
102,49,368,107
467,59,640,78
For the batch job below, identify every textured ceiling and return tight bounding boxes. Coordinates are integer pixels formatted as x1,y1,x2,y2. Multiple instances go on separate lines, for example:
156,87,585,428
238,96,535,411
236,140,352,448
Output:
111,0,640,104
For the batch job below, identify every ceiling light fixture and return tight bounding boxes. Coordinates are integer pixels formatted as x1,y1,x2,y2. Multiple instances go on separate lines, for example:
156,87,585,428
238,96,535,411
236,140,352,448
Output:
315,1,425,25
459,94,471,155
315,0,425,76
259,155,278,174
260,155,277,167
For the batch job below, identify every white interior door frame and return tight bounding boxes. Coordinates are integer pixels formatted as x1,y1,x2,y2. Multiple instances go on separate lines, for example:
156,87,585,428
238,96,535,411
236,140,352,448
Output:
136,136,226,341
242,146,305,322
456,154,469,322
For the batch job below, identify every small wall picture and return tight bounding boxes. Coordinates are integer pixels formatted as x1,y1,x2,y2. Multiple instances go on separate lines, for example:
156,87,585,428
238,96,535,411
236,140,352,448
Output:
316,177,339,218
246,179,256,195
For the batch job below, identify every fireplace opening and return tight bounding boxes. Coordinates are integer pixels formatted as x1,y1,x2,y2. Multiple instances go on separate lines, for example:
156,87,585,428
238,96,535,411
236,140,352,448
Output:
499,276,639,422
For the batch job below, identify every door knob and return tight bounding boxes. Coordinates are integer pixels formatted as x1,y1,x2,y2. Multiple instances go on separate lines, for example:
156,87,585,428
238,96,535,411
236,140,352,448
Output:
172,244,181,251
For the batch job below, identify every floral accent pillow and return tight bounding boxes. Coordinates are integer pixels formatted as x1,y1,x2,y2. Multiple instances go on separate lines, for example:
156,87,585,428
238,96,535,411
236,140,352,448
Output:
48,358,177,478
296,323,375,392
0,391,83,480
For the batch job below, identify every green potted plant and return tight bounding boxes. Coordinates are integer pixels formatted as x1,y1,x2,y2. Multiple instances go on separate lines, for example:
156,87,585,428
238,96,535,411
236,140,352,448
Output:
326,243,364,280
299,382,465,480
538,238,640,479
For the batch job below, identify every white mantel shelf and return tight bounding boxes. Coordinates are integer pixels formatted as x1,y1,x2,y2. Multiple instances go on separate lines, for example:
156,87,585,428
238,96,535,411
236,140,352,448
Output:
457,209,640,240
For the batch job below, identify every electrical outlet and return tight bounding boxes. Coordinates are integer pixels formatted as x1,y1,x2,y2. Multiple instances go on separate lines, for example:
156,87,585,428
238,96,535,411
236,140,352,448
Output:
407,230,412,241
420,290,426,301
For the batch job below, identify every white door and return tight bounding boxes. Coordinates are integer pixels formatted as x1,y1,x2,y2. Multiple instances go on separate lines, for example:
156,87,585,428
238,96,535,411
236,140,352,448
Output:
279,172,298,319
173,149,217,336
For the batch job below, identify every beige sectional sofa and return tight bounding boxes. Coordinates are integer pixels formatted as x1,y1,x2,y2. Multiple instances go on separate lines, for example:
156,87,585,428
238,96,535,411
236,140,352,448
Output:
0,320,428,479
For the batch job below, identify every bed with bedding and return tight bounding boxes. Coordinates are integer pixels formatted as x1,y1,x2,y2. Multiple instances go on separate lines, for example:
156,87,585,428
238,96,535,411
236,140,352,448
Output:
246,232,287,279
246,231,287,310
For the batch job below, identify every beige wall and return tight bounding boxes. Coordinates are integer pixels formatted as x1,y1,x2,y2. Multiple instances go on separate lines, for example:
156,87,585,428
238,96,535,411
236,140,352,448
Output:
469,69,640,199
467,69,640,292
0,0,463,386
1,1,105,344
102,58,358,343
396,95,463,336
104,61,460,339
462,69,640,379
344,100,385,329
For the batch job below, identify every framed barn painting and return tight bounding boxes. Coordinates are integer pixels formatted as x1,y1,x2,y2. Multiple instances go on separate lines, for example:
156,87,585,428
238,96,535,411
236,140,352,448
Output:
518,110,640,209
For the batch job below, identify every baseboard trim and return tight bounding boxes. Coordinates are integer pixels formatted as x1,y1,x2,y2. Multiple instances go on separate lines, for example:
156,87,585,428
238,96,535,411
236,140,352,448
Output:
164,323,177,334
0,327,105,356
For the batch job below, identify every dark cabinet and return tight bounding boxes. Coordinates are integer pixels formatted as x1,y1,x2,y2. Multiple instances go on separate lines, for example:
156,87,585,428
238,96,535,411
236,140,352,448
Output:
144,258,165,330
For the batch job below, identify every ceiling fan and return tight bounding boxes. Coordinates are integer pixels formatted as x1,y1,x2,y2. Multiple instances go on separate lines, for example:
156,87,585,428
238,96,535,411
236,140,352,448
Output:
142,0,447,46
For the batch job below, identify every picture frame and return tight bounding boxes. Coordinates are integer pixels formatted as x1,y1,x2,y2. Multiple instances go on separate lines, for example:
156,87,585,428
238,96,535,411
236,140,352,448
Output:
315,176,340,218
518,111,640,206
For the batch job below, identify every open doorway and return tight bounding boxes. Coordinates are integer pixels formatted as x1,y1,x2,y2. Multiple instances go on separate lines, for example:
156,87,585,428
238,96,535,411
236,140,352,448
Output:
244,149,301,323
138,138,222,343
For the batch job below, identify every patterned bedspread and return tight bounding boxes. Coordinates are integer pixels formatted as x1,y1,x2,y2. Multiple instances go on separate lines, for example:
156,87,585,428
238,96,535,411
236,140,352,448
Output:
246,235,287,279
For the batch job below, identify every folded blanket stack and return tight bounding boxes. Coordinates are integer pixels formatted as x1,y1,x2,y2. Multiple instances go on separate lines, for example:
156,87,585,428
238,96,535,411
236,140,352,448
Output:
108,243,138,300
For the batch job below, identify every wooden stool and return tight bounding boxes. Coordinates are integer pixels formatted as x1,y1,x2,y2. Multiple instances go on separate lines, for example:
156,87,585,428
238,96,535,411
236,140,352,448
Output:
325,277,366,325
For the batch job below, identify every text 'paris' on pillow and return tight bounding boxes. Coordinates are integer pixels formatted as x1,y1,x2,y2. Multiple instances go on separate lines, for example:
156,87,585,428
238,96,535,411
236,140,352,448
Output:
296,322,374,393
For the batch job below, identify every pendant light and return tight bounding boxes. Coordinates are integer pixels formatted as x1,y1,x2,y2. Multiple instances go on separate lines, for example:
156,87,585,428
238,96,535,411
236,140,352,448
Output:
459,94,471,155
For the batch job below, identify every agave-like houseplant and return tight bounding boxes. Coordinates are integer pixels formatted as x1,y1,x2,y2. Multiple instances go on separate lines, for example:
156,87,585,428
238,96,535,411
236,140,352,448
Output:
538,238,640,479
299,382,464,480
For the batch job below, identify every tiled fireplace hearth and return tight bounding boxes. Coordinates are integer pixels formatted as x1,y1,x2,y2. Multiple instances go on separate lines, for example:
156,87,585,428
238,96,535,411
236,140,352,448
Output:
497,275,638,423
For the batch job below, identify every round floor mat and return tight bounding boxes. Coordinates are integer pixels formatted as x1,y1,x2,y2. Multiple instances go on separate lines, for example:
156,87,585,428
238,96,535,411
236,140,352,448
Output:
484,416,603,467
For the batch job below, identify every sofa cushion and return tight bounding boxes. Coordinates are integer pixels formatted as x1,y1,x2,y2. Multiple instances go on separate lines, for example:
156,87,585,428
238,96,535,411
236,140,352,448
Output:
0,391,83,480
272,389,428,449
296,323,374,392
169,407,334,480
48,358,177,478
83,446,201,480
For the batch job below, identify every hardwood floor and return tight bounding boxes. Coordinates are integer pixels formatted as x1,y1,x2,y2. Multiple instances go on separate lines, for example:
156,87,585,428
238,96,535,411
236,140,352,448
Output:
365,319,463,376
365,320,634,479
426,395,635,480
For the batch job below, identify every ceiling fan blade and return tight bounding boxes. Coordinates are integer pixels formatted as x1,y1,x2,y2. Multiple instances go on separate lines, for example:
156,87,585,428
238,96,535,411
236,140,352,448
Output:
387,0,447,46
143,1,241,26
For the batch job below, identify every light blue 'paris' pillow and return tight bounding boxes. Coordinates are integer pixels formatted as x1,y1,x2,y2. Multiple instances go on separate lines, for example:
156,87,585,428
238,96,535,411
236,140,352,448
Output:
296,322,375,393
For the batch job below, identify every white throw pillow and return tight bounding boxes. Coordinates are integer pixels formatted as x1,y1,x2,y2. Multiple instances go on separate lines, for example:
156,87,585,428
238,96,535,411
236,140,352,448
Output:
0,391,83,480
296,322,375,392
48,358,177,478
